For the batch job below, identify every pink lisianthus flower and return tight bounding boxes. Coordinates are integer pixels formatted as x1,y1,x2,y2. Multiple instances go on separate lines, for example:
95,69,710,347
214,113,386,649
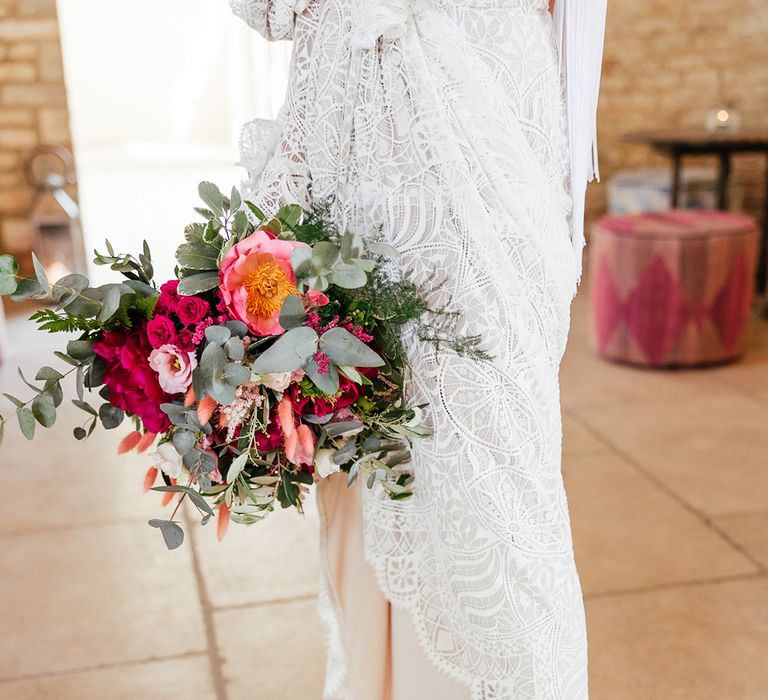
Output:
148,344,198,395
219,229,309,336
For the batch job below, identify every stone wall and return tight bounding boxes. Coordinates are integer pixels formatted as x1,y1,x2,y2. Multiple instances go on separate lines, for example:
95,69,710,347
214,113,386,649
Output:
587,0,768,227
0,0,74,256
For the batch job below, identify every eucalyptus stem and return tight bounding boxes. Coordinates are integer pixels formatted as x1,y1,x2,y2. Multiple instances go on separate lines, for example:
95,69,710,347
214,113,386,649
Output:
0,364,78,428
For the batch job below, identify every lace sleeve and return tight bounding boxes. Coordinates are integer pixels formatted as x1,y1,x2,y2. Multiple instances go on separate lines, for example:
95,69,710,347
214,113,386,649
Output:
228,0,308,41
350,0,416,48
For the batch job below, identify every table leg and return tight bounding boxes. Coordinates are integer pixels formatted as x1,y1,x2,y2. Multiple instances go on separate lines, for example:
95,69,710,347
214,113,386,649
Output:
671,153,682,208
717,152,731,210
757,153,768,297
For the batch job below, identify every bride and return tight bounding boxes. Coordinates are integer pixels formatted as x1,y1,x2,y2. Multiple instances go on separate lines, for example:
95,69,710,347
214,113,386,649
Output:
229,0,607,697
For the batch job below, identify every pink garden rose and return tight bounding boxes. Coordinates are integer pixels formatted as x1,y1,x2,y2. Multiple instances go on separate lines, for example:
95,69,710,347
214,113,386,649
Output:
219,229,309,336
148,344,197,395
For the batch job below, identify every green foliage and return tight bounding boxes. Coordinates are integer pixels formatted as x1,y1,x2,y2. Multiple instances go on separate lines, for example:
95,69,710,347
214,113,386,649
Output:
29,309,99,334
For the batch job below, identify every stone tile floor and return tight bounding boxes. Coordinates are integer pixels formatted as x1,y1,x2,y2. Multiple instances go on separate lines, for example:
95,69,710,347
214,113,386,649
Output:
0,291,766,699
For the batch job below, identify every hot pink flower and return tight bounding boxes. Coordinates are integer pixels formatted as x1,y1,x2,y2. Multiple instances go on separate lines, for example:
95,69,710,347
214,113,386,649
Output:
146,314,176,349
219,229,309,336
93,323,171,433
156,280,181,314
148,344,198,395
176,295,210,326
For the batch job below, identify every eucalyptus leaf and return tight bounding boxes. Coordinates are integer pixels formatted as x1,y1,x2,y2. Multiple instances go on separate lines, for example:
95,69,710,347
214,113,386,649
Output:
177,271,219,296
251,326,319,374
17,408,35,439
35,366,63,381
10,276,47,301
220,363,250,389
209,374,237,405
123,279,156,297
367,242,400,258
63,287,102,317
54,351,80,367
44,379,63,407
31,253,49,290
173,429,196,455
290,247,312,278
73,426,87,440
327,265,367,289
0,254,18,295
98,403,124,429
187,489,214,517
3,393,24,408
304,358,339,396
96,285,123,323
312,241,339,270
67,339,93,361
51,274,88,305
72,399,98,416
224,337,244,361
224,320,248,337
279,294,307,330
319,327,384,368
32,393,56,428
148,519,185,550
205,325,231,345
200,343,228,372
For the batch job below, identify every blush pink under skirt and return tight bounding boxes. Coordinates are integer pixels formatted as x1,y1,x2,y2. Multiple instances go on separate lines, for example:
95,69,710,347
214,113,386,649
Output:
317,473,470,700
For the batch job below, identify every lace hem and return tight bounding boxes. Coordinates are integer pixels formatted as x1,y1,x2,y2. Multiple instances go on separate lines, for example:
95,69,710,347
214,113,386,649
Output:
237,118,282,181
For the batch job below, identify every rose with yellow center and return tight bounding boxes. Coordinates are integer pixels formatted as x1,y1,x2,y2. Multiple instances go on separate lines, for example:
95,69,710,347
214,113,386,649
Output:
219,229,308,336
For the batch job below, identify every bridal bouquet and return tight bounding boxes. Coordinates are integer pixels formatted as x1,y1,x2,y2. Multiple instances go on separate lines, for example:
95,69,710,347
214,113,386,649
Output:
0,183,484,549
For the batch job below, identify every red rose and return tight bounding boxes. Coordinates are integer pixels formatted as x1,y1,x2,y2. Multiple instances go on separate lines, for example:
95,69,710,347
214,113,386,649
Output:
176,295,210,326
146,314,176,349
254,412,283,452
288,376,361,418
175,328,196,352
155,280,181,314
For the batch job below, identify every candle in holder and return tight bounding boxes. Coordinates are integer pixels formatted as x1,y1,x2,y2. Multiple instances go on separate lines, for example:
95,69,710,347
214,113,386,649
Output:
706,103,742,134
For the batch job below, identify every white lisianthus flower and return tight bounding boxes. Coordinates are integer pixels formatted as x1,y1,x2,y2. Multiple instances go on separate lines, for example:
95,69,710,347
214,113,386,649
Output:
257,369,305,392
315,448,341,479
151,442,183,478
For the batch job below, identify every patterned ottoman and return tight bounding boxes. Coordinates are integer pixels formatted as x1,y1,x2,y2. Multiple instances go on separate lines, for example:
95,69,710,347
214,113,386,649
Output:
589,210,759,367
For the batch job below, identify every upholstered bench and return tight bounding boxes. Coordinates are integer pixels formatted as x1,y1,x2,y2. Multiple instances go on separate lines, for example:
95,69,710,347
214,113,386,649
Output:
589,210,759,367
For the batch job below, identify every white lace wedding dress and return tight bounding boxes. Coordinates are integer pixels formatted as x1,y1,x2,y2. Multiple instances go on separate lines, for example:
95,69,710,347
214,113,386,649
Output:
229,1,607,697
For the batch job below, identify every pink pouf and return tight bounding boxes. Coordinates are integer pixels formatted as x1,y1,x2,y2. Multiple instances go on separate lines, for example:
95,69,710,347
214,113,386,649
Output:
589,210,759,367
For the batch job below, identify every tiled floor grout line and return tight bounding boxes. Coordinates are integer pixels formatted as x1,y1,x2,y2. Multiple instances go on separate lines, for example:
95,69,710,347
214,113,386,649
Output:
584,570,767,601
184,510,228,700
0,516,154,539
0,651,207,685
214,592,318,613
563,408,768,574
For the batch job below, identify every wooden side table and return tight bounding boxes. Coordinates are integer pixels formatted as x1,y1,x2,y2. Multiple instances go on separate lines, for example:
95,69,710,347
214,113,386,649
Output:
624,129,768,295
